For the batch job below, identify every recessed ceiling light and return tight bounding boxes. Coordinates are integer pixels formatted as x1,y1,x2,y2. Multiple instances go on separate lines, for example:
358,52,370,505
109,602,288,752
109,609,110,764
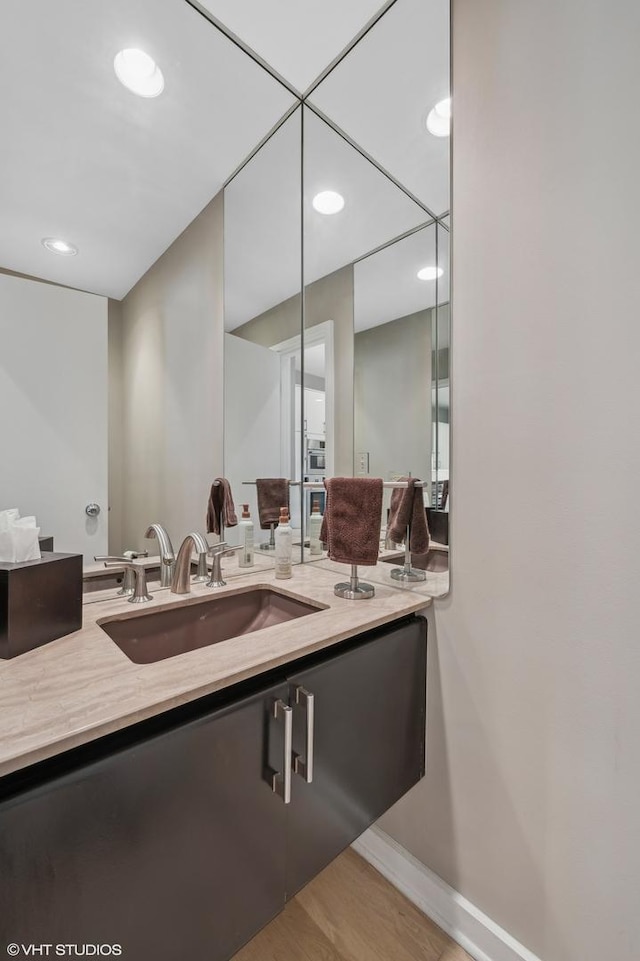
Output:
417,266,444,281
114,48,164,98
41,238,78,257
312,191,345,215
426,97,451,138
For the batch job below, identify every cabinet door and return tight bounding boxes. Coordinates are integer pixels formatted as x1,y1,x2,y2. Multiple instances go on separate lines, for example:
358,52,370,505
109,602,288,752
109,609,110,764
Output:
0,682,289,961
285,617,426,897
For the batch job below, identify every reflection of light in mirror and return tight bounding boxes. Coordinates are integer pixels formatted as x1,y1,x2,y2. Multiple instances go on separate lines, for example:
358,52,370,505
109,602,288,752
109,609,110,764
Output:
312,190,345,215
425,97,451,137
114,49,165,98
417,265,443,281
41,238,78,256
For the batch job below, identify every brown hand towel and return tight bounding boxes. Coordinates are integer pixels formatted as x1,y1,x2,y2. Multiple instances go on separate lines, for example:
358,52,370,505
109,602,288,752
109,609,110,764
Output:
256,478,290,530
206,478,238,535
320,477,383,566
387,477,430,554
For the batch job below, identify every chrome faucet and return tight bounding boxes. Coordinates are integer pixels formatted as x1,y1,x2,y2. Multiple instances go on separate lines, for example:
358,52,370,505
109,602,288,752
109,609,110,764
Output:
144,524,175,587
97,557,152,603
171,532,211,594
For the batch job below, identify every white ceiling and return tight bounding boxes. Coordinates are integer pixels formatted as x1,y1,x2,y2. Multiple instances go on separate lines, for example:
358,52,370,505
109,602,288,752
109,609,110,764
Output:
309,0,450,215
354,223,450,332
0,0,295,298
194,0,391,93
1,0,449,304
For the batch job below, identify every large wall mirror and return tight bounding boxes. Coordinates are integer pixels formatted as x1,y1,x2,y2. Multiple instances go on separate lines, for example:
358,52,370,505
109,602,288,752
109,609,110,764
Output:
300,0,450,591
0,0,449,594
223,107,303,566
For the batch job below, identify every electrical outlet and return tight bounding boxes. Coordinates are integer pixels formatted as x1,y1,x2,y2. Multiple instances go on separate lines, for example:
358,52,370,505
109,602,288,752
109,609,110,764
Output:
356,451,370,475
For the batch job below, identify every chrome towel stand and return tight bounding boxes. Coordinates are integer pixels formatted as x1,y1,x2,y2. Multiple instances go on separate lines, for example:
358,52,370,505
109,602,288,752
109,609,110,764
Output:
241,481,284,551
260,523,277,552
390,523,427,583
333,565,375,600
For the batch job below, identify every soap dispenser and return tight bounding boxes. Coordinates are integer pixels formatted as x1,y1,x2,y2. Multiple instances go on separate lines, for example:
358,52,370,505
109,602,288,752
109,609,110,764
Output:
238,503,254,568
274,507,292,579
308,501,324,555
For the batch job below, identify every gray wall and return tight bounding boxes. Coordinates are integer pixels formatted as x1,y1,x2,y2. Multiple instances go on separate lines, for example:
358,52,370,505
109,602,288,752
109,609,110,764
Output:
377,2,640,960
118,191,224,552
354,308,432,487
107,299,124,554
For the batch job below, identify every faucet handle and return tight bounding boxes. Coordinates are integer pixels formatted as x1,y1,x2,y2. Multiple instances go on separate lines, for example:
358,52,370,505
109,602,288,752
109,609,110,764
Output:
128,565,153,604
208,542,228,555
94,557,152,603
206,545,239,589
95,554,149,564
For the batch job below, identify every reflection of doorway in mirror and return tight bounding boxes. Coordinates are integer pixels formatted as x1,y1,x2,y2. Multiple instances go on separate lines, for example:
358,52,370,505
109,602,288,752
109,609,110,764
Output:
303,321,334,478
223,334,285,544
273,321,335,482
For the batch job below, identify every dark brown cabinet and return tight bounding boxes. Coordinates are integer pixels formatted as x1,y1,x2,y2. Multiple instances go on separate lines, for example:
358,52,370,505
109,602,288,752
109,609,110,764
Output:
0,616,426,961
286,617,426,895
0,682,290,960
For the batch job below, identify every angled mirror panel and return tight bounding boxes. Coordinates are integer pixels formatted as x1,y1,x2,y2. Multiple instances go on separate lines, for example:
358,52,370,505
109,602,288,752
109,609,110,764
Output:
308,0,450,215
301,102,429,557
223,108,303,564
193,0,392,93
303,108,427,283
301,0,450,595
432,218,450,534
224,111,301,330
354,225,435,525
354,224,440,332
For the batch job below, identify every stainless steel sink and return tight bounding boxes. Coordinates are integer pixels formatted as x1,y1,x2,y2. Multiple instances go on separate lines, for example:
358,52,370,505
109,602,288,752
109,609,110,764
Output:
98,586,324,664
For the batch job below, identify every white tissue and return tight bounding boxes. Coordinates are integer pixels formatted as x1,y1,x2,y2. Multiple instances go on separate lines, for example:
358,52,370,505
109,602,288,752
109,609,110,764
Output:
0,509,41,563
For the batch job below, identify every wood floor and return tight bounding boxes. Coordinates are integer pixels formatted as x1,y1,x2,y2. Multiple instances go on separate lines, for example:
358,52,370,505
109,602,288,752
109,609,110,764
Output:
233,848,472,961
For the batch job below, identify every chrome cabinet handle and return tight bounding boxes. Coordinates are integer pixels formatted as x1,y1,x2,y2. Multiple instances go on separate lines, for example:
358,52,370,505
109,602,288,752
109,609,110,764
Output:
269,699,293,804
293,686,315,783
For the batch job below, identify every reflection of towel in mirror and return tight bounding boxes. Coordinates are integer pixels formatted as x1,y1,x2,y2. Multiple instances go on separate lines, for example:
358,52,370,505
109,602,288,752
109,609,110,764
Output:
320,477,383,566
256,478,290,529
387,477,430,554
206,478,237,535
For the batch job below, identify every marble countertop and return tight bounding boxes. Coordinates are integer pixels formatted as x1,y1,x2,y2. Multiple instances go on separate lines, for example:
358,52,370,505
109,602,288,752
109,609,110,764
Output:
0,563,431,778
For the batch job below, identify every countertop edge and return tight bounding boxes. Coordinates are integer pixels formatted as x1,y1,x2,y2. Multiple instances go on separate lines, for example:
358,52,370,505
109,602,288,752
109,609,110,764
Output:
0,570,431,778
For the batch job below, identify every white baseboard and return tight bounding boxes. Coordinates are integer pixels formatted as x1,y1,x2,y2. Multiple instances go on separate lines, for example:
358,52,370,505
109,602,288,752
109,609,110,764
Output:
352,827,542,961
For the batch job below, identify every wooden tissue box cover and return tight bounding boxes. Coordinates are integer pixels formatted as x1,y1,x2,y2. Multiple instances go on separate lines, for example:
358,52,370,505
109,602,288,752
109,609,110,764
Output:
0,552,83,659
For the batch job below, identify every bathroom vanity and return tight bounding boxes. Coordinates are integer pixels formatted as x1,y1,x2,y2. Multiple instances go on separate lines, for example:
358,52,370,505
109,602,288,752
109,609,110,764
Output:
0,566,429,960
